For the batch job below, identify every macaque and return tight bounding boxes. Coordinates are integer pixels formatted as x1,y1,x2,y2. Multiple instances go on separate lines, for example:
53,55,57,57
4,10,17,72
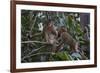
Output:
58,26,79,52
43,20,58,52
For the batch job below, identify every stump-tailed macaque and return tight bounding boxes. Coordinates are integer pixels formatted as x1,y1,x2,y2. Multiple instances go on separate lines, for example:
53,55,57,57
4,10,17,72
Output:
58,26,79,52
43,20,58,52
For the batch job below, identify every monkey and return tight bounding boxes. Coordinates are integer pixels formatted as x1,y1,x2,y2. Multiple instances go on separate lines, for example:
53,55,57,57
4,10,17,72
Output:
58,27,89,60
43,20,58,52
58,26,79,53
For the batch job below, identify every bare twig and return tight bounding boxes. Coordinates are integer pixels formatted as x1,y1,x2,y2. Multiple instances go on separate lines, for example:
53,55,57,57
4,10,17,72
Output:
22,46,46,61
22,52,53,61
29,12,38,34
21,41,50,44
32,32,42,37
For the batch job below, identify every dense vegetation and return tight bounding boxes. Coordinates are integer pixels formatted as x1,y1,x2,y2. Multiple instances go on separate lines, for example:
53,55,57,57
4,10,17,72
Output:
21,10,90,63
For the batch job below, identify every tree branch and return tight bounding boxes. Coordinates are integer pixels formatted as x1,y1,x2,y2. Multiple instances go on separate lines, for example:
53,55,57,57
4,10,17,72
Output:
22,46,46,61
21,41,50,44
22,52,54,61
29,12,38,34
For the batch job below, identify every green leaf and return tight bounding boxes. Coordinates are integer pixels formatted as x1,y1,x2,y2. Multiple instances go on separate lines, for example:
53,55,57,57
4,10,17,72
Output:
53,51,72,61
